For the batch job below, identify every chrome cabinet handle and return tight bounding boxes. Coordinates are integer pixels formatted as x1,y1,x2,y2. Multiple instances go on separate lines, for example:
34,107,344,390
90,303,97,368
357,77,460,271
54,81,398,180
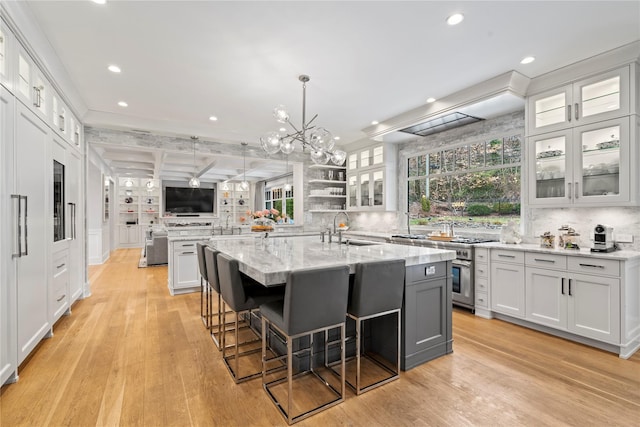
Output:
498,254,516,258
567,182,572,199
574,182,579,199
567,104,571,122
59,114,65,131
57,263,66,269
534,258,555,263
561,277,565,295
11,195,21,258
57,294,66,302
182,251,194,255
575,103,579,120
23,195,28,256
33,86,41,108
568,279,572,296
578,263,605,269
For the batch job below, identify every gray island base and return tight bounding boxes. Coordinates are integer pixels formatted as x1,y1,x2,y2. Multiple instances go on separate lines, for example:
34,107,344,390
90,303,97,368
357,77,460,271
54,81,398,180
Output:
210,235,455,370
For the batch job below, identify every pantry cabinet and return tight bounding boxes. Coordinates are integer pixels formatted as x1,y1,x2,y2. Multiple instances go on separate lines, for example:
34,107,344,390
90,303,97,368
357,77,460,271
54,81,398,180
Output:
528,116,634,206
527,66,631,136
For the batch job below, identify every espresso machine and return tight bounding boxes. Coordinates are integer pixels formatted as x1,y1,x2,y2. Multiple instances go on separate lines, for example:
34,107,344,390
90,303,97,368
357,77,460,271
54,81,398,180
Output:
592,224,615,252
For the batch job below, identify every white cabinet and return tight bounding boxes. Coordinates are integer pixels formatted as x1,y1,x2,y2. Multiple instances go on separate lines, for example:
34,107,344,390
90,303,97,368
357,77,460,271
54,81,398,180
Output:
490,249,525,318
15,44,51,122
1,85,17,385
51,249,70,323
66,149,83,302
14,103,51,365
307,164,346,212
527,67,631,136
525,253,620,343
119,225,140,246
346,144,397,211
474,247,489,311
168,239,206,295
528,117,634,206
0,18,15,92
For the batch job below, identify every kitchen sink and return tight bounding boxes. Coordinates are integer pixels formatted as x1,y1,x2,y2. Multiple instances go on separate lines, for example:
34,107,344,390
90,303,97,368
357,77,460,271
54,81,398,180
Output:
341,239,380,246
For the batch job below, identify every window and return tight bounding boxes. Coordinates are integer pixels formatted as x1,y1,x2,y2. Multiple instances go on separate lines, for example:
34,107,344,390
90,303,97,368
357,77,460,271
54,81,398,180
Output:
264,176,294,222
407,134,522,229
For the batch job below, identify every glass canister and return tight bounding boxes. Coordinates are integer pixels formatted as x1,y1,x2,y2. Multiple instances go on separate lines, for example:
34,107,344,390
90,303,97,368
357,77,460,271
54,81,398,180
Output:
562,230,580,249
540,232,555,248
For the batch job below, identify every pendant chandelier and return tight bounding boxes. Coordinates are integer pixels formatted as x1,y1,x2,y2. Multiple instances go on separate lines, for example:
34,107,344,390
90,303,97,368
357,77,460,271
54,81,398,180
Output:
240,142,249,190
260,75,346,166
189,136,200,188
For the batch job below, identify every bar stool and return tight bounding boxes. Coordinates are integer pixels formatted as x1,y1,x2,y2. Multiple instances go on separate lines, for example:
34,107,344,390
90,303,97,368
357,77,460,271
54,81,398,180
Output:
203,246,238,350
196,242,211,329
260,265,350,425
216,253,284,383
343,259,405,395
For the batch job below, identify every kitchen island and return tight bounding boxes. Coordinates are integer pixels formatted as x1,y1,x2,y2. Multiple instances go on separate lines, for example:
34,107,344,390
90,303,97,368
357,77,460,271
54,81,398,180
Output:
210,235,456,369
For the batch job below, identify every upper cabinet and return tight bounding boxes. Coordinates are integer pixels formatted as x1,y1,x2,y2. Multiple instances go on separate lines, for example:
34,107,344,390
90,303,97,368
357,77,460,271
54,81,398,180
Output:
527,67,630,136
529,116,634,206
0,18,15,91
346,143,397,211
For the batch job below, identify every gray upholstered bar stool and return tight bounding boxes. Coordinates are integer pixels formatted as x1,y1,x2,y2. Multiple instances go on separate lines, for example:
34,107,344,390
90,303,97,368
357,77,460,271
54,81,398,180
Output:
203,246,238,350
260,265,350,425
344,258,405,395
196,242,211,329
216,252,284,383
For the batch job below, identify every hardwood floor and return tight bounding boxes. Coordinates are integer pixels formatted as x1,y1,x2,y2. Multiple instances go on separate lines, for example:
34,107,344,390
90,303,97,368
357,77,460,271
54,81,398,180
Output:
1,248,638,426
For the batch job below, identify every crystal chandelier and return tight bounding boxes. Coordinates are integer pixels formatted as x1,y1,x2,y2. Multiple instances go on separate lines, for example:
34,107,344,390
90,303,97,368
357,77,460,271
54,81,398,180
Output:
260,75,346,166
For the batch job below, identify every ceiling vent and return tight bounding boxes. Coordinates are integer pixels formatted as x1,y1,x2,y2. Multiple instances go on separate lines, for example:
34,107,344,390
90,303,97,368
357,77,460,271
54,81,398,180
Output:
398,112,484,137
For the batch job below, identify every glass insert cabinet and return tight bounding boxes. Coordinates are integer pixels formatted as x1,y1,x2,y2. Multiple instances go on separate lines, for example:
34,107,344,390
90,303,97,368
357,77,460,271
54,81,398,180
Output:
527,67,630,136
528,117,631,206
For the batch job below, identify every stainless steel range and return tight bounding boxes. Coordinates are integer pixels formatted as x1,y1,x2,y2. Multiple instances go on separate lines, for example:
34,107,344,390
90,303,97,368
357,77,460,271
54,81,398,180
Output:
389,235,496,311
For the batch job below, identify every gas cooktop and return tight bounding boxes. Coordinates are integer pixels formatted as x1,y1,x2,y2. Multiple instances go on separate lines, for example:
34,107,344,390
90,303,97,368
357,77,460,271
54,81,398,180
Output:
391,235,496,245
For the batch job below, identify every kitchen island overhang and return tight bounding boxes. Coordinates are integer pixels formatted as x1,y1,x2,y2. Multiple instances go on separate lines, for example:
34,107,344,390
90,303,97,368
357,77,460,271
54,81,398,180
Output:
210,235,456,370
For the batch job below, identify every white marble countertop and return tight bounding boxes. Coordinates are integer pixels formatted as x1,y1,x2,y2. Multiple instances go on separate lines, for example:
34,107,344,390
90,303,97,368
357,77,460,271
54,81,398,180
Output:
478,242,640,261
209,235,456,286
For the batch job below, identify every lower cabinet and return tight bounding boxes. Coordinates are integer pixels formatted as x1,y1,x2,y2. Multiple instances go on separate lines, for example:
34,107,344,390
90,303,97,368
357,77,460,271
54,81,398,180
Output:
487,246,635,357
118,225,140,247
490,250,525,318
168,239,206,295
402,261,452,370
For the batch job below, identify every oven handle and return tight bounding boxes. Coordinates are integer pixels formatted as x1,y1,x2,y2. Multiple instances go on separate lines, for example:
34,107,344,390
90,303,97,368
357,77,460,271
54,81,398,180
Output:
452,259,472,268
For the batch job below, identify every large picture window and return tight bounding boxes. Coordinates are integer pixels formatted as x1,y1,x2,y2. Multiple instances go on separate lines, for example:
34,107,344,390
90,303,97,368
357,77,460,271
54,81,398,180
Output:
264,176,294,222
407,135,522,229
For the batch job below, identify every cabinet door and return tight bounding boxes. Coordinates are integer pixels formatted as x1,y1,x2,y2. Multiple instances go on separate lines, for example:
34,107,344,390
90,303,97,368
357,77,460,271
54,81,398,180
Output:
490,262,525,317
525,267,566,329
573,67,629,126
573,117,629,204
527,85,573,135
403,276,448,361
528,130,572,206
347,175,357,209
15,103,50,364
0,85,17,385
372,169,384,208
174,250,199,289
51,251,69,322
0,20,14,91
359,172,370,207
67,149,83,302
567,273,620,343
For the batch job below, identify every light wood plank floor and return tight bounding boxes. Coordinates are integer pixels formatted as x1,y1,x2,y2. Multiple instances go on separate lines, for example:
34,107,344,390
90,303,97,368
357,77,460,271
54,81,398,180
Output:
1,248,638,426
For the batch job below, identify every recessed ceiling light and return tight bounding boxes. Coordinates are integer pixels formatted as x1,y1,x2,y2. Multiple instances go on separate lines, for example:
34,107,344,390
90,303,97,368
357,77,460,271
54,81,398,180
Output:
92,0,107,5
426,97,436,103
209,116,218,121
520,56,535,64
108,65,121,73
334,136,340,141
279,127,287,132
446,13,464,26
371,121,379,125
118,101,128,107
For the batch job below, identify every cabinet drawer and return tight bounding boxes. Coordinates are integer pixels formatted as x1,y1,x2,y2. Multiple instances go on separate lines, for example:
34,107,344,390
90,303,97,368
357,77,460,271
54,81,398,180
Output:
525,252,567,269
474,247,489,262
491,249,524,264
568,257,620,276
475,263,488,278
475,277,488,294
406,262,448,283
475,291,488,308
174,241,199,251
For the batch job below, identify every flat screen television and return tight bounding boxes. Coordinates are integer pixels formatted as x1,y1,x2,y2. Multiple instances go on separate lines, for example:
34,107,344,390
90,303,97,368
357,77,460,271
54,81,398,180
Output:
165,187,215,214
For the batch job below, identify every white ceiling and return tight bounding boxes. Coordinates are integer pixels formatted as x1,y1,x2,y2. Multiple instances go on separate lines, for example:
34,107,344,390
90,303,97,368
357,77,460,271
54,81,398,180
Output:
21,0,640,181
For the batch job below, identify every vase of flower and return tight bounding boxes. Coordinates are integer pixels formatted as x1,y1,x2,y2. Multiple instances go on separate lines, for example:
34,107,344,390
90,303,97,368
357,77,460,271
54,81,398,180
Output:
247,209,280,232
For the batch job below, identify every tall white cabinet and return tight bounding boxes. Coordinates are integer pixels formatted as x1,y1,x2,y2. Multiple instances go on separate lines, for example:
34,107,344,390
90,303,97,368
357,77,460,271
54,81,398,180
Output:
1,14,85,386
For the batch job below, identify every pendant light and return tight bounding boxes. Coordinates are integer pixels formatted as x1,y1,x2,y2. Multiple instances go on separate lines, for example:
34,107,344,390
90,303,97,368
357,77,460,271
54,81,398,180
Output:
189,136,200,188
240,142,249,190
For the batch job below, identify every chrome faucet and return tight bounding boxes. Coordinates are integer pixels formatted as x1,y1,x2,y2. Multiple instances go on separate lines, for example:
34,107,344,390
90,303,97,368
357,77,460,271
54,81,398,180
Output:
404,212,412,235
225,214,232,229
333,211,350,233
